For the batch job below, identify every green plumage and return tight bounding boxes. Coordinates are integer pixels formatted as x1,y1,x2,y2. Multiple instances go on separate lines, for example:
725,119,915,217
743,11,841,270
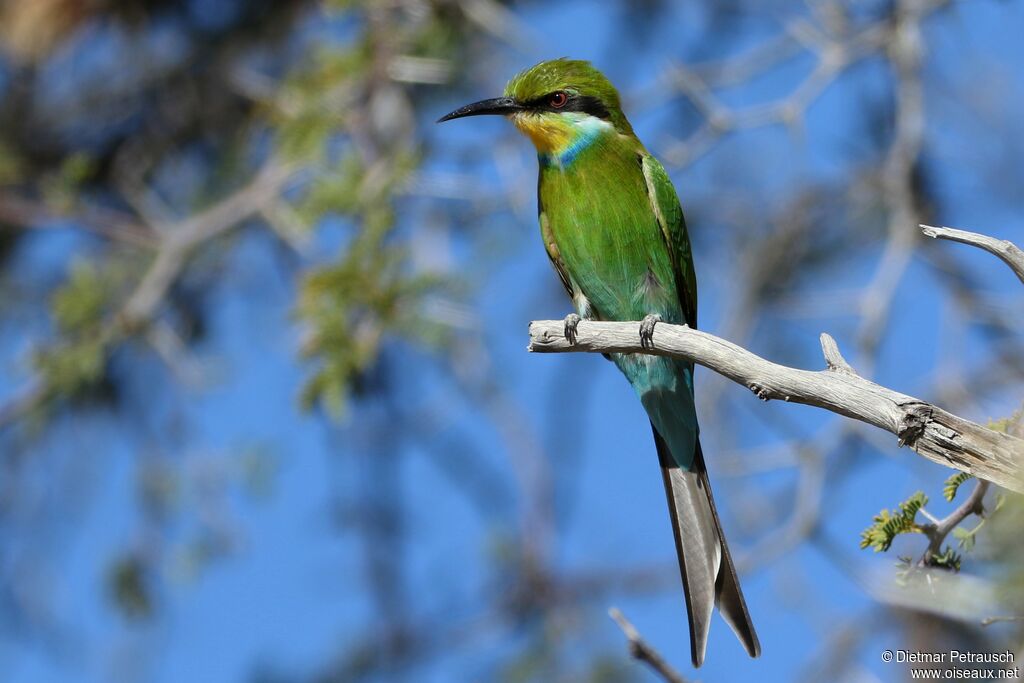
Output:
438,57,760,667
537,125,700,470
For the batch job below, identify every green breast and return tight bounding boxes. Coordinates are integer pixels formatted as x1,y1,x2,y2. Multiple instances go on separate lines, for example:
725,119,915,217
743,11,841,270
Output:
538,137,684,324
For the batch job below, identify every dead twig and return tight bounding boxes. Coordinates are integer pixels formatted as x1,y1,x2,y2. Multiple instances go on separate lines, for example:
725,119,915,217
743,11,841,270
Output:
921,225,1024,286
608,608,690,683
919,479,989,566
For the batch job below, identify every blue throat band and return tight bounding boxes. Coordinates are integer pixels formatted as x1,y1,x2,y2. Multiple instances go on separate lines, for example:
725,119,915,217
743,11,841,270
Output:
540,122,604,168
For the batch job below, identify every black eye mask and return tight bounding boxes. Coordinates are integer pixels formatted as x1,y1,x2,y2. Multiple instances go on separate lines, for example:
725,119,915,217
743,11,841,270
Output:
526,92,611,119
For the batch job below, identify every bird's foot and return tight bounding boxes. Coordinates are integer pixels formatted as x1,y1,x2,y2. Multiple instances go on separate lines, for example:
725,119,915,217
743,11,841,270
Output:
563,313,582,345
639,314,662,350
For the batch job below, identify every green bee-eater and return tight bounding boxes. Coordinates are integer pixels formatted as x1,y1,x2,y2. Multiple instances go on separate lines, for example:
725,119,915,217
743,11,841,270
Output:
439,58,759,666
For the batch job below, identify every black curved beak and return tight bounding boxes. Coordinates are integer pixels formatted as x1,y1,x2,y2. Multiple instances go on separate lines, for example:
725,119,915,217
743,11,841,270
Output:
437,97,524,123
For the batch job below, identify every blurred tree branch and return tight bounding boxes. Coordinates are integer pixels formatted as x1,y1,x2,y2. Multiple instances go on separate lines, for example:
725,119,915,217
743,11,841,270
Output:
0,158,298,429
118,159,296,327
608,608,691,683
0,193,157,246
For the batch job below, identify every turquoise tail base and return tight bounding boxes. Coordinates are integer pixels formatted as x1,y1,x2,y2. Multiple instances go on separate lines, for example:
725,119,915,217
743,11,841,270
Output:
616,353,697,470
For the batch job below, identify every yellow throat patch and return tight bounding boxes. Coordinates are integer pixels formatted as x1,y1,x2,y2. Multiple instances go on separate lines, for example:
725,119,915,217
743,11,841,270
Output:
511,112,575,154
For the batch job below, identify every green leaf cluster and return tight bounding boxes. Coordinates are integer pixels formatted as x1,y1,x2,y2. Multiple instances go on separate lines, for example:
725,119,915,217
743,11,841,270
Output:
943,471,973,502
297,238,451,417
927,546,962,572
279,1,480,419
107,553,154,619
860,491,927,552
41,152,98,211
0,140,22,185
988,406,1024,435
33,258,132,399
294,148,455,417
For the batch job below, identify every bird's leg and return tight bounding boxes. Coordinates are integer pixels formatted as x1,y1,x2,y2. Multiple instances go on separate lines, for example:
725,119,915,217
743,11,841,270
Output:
639,314,662,350
563,313,582,345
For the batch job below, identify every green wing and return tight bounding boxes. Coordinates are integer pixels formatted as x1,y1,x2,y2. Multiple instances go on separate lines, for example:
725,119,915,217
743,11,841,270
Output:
539,210,575,300
640,154,697,327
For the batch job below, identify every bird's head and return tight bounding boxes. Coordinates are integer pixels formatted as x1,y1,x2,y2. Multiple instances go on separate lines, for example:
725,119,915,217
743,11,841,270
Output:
438,59,634,156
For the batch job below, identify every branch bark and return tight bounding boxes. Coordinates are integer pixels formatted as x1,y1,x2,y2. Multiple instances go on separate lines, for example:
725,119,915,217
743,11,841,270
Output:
527,321,1024,494
921,225,1024,286
920,479,988,566
608,608,690,683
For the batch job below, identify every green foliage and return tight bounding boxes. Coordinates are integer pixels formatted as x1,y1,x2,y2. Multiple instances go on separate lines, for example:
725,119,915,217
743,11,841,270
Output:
860,491,927,552
294,152,417,418
279,1,476,419
297,240,452,417
33,338,109,398
943,472,973,502
301,152,378,219
273,43,370,162
988,407,1023,435
41,152,98,211
952,525,976,551
107,554,154,619
51,260,113,335
897,545,962,576
33,259,130,398
928,546,962,572
31,255,144,404
0,140,22,185
867,479,1001,574
953,493,1003,552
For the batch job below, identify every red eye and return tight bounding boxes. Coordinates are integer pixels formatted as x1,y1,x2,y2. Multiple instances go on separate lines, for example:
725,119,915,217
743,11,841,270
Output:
549,92,568,108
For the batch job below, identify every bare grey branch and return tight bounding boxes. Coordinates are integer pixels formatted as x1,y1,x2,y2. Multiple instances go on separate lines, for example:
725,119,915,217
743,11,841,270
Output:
528,320,1024,493
920,479,989,566
608,608,690,683
819,333,856,375
119,159,297,327
921,224,1024,286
